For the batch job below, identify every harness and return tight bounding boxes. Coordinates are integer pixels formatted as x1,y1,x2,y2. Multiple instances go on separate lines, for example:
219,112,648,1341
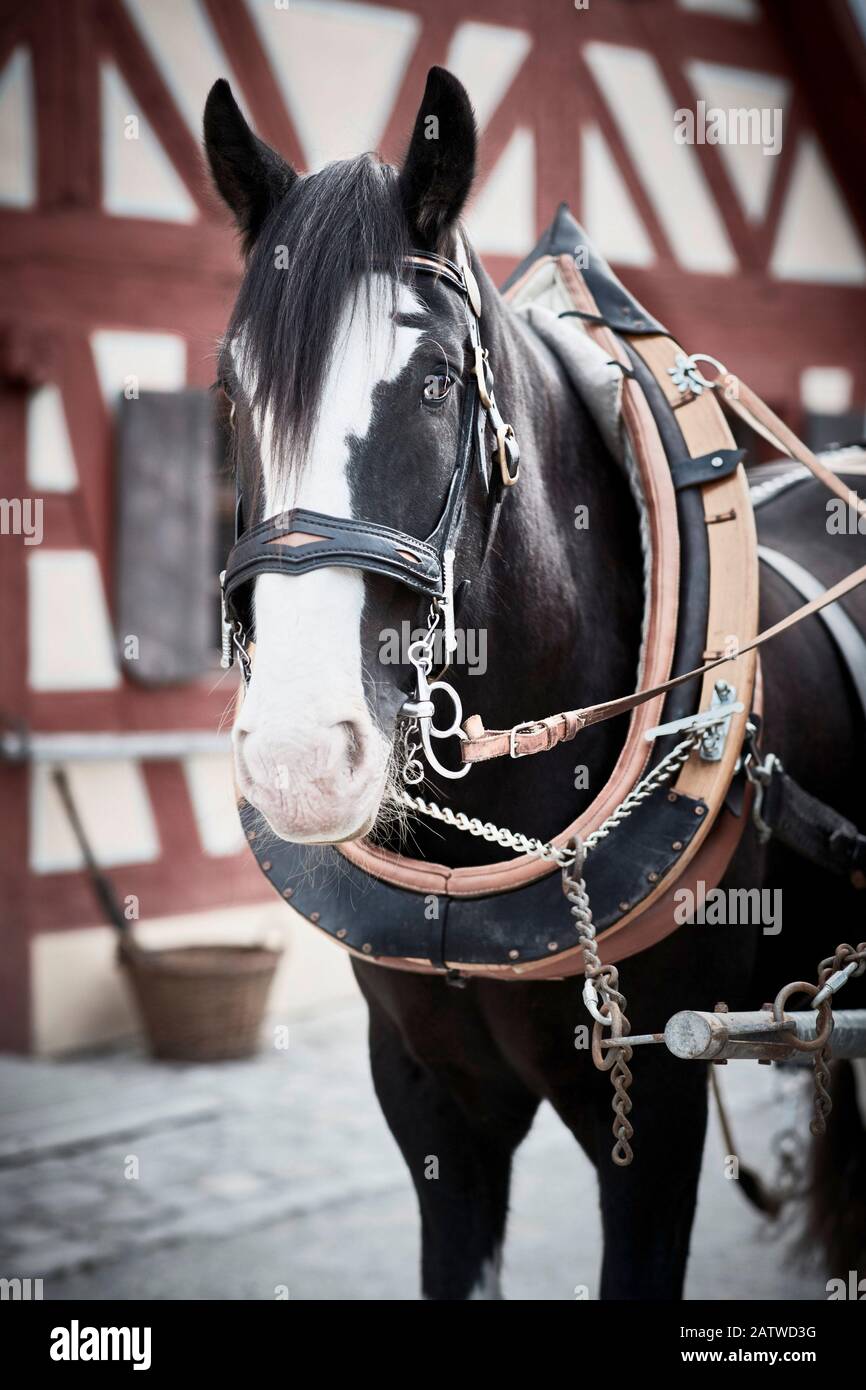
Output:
225,205,866,1168
226,205,866,978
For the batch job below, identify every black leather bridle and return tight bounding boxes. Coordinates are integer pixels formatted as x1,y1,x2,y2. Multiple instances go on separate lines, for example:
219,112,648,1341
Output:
220,248,519,711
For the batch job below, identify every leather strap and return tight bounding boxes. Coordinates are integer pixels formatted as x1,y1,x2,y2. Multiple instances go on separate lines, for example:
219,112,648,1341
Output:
761,770,866,883
722,376,860,509
669,447,744,490
461,376,866,764
758,545,866,728
224,506,445,622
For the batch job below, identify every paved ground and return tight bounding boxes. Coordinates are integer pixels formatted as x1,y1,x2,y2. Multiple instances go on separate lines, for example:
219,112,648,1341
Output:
0,997,830,1301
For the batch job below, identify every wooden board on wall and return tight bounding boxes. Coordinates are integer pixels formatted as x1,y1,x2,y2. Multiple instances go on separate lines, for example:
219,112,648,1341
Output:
116,390,217,684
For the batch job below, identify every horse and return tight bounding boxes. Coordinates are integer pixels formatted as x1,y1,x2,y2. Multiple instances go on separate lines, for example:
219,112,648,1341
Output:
204,67,866,1300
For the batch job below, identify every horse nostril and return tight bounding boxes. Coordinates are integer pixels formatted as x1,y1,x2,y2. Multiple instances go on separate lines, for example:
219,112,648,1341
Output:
338,720,365,773
233,727,253,780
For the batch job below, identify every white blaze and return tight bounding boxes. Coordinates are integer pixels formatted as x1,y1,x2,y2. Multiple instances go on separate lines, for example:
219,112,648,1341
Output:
231,276,426,840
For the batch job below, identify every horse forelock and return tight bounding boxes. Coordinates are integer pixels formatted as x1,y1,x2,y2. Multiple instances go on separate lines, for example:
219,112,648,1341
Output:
226,154,410,485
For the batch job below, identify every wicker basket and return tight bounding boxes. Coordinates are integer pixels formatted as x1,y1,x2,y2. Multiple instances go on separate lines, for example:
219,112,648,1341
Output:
119,938,282,1062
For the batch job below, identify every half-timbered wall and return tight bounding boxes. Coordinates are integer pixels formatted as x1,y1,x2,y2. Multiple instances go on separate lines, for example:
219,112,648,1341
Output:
1,0,864,1051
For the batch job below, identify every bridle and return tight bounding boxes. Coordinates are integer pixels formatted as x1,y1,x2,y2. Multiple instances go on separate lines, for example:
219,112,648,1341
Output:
220,245,519,779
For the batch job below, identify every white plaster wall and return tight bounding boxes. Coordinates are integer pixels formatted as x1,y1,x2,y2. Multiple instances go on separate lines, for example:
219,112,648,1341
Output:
26,385,79,493
183,753,247,857
0,46,35,206
100,59,197,221
247,0,419,170
29,759,160,873
27,550,121,692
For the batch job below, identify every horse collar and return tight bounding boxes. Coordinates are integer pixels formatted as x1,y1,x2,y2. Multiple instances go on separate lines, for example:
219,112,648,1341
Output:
232,208,763,981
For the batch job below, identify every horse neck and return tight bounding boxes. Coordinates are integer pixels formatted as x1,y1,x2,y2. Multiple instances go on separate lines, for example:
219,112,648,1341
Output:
416,260,645,857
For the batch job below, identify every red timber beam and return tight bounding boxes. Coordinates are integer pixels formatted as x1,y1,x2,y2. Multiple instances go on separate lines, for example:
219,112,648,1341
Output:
763,0,866,253
0,386,31,1050
203,0,306,170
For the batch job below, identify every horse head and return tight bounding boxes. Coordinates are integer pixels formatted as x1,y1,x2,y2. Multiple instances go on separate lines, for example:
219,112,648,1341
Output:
205,69,502,844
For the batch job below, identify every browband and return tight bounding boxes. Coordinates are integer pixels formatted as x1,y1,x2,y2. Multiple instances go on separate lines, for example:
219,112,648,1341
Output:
223,507,446,605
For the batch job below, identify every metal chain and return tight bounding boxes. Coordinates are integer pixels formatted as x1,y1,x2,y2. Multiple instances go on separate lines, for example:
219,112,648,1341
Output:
810,942,866,1136
398,605,446,787
582,731,700,849
399,726,709,1166
563,838,634,1165
398,727,703,868
234,627,252,684
400,723,425,787
396,793,581,867
811,1042,833,1139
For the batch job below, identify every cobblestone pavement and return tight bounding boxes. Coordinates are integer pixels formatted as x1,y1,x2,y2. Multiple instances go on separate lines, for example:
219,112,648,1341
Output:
0,998,829,1300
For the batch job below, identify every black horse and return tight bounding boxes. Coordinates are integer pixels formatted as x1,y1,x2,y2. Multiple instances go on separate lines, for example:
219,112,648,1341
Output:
205,68,866,1300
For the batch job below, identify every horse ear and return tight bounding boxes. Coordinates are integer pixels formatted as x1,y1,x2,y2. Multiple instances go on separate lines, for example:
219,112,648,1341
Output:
203,79,296,251
398,67,476,248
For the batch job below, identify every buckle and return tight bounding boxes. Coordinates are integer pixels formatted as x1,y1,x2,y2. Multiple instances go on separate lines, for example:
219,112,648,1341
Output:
496,423,520,487
473,346,494,408
510,721,540,758
219,569,234,670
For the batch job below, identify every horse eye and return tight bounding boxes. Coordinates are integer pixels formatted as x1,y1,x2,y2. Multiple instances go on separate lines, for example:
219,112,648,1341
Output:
422,370,452,405
215,382,237,428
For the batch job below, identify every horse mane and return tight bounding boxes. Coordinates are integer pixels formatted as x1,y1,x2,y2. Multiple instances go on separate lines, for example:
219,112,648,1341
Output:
227,154,409,473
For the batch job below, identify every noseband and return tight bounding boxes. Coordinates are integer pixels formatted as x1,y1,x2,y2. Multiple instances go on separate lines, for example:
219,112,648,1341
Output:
220,247,519,777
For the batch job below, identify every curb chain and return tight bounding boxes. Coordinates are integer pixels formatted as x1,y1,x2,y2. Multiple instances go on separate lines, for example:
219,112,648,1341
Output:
398,727,702,866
